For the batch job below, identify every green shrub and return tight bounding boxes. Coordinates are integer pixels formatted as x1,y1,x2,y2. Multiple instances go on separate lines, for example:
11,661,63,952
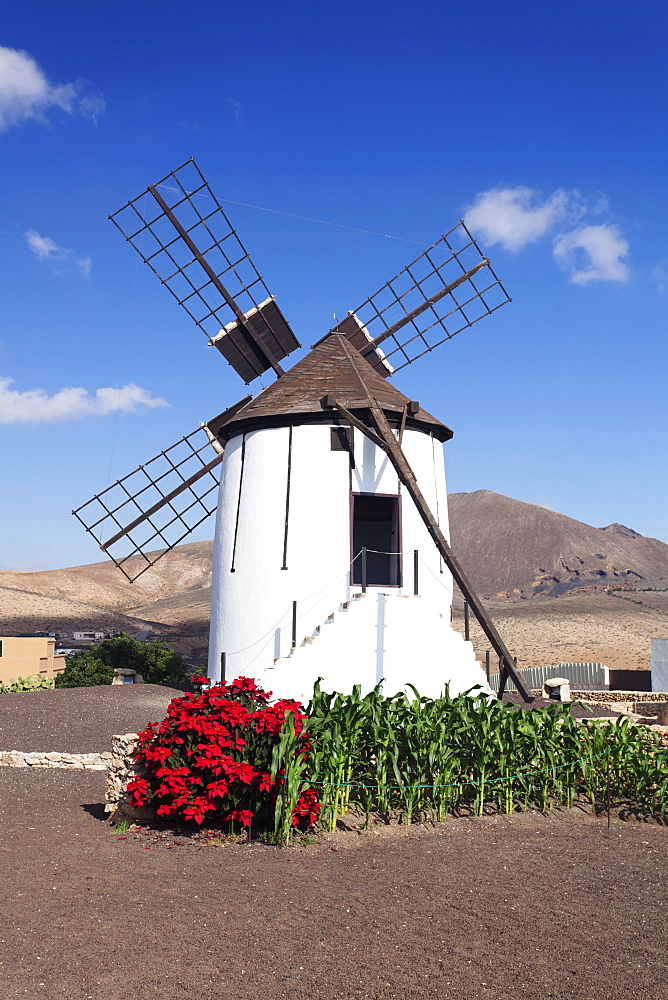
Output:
0,674,55,694
55,634,188,688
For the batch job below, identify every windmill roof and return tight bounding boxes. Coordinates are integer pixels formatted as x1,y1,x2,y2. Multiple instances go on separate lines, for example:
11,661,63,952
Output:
211,332,452,442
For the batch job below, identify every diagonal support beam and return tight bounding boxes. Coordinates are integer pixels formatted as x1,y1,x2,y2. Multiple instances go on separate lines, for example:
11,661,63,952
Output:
332,341,534,703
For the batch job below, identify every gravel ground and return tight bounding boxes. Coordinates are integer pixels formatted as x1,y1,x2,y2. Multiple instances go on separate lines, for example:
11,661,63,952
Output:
0,768,666,1000
0,685,183,752
0,687,666,999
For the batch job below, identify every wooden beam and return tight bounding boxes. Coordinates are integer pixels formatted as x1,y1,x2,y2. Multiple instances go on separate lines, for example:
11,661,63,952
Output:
336,339,534,703
148,186,284,379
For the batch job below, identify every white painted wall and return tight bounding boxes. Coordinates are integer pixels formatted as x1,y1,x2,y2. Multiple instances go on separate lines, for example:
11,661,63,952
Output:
207,421,482,699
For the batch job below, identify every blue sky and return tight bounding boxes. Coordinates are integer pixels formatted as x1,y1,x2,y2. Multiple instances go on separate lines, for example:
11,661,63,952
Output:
1,0,667,571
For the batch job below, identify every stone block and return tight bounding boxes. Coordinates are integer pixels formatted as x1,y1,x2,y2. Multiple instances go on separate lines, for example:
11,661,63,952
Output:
542,677,571,702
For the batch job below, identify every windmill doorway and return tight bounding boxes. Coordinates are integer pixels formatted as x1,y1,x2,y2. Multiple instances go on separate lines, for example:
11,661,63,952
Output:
351,493,401,587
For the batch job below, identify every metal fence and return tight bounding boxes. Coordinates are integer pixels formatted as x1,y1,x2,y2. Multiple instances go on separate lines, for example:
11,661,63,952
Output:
488,662,608,694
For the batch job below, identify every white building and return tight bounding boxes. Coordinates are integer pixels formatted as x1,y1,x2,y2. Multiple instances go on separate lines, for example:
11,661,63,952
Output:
207,332,488,704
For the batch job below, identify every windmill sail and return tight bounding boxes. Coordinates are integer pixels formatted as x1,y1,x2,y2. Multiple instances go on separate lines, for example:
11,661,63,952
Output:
109,159,300,383
73,424,225,583
339,221,510,376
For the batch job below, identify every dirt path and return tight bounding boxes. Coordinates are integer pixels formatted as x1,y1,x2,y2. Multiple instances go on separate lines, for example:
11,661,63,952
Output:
0,766,666,1000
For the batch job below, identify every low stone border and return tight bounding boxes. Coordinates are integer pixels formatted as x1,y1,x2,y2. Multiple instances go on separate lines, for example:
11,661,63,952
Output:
569,690,668,704
0,750,110,769
105,733,153,822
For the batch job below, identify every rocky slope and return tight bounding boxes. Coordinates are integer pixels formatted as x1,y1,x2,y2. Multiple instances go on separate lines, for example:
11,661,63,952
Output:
448,491,668,598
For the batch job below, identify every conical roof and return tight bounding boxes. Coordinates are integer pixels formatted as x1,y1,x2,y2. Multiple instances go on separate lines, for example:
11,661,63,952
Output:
212,332,452,442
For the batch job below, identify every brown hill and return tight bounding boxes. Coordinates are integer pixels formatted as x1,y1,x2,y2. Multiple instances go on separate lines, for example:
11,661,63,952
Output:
448,490,668,598
2,493,666,672
0,540,213,643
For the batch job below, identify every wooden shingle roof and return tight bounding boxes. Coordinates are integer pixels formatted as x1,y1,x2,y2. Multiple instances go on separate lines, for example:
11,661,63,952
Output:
211,333,452,442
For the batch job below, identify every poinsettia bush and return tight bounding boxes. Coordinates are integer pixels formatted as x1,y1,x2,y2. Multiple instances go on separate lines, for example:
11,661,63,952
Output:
127,676,319,839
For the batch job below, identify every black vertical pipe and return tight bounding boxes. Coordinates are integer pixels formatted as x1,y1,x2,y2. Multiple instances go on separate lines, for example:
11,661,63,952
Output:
485,650,491,682
230,433,247,573
281,426,293,570
413,549,419,596
361,546,367,593
464,600,470,641
497,656,507,699
220,652,226,683
291,600,297,649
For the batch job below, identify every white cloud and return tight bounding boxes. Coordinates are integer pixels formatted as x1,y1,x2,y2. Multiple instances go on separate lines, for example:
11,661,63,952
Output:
532,494,555,511
464,184,632,286
464,186,570,252
651,263,668,295
25,230,91,278
0,378,169,424
227,97,242,121
0,45,105,131
553,225,630,285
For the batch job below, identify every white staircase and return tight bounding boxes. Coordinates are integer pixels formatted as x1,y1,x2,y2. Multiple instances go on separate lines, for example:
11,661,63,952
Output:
257,591,490,704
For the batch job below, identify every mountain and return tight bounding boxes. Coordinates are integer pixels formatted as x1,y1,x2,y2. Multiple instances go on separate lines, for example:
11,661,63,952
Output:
0,540,213,638
448,491,668,598
2,494,667,633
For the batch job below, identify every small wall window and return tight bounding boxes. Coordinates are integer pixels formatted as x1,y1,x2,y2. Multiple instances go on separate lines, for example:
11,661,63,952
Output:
330,426,355,466
0,639,3,657
351,493,401,586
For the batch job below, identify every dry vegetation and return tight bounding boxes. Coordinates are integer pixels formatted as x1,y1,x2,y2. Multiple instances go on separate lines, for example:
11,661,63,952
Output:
453,591,668,672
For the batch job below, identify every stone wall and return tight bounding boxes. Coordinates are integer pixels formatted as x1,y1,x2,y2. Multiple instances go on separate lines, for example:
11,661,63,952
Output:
0,750,109,769
569,690,668,704
104,733,154,822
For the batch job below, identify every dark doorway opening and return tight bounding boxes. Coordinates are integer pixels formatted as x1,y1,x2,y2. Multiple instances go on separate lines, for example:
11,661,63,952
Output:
351,493,401,586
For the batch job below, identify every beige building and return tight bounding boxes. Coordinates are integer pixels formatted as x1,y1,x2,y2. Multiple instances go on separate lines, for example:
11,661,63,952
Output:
0,637,67,686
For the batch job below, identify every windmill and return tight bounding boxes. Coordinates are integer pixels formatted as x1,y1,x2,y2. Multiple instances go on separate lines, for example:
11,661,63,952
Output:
73,159,532,703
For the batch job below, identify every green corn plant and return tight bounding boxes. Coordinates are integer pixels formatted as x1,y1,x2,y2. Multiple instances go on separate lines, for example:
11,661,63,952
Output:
304,681,668,828
269,711,314,846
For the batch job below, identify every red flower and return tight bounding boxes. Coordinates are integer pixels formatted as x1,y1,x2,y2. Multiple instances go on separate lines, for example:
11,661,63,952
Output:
292,788,320,827
131,675,312,835
255,771,273,792
183,797,216,824
222,760,257,784
205,779,230,800
127,776,149,807
224,807,253,827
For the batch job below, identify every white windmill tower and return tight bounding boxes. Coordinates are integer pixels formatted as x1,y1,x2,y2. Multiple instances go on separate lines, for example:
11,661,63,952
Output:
74,160,532,703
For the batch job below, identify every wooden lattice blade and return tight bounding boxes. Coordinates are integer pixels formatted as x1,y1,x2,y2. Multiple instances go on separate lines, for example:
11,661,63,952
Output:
340,221,511,376
72,423,224,583
109,158,300,383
